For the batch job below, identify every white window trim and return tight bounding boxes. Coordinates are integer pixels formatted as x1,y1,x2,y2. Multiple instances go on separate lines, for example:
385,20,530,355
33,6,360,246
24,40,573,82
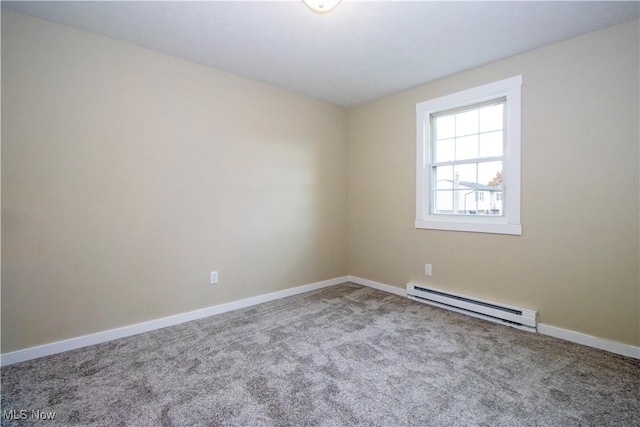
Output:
416,75,522,235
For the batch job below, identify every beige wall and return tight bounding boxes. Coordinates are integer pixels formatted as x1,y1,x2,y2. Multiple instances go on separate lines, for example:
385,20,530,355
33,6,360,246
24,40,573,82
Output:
2,10,639,354
1,11,348,352
348,19,640,346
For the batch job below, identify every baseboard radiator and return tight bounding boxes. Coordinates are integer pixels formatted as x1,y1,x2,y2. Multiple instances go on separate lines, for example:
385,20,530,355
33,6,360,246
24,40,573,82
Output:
406,283,537,332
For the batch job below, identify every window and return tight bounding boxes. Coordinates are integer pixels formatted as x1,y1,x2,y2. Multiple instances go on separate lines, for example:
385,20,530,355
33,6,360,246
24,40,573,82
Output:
416,76,522,235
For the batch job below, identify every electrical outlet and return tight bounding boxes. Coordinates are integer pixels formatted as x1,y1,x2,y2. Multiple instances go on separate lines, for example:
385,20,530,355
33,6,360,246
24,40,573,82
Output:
424,264,432,276
209,271,218,285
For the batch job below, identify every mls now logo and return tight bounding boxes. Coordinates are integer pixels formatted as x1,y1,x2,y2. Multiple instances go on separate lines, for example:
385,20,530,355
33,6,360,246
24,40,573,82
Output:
3,409,56,420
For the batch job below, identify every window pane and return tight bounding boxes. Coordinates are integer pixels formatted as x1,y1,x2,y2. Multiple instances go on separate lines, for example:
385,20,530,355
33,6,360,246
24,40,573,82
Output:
435,161,503,216
455,109,478,136
461,190,478,214
433,190,453,214
479,131,503,158
479,161,503,189
454,163,477,187
479,103,504,132
434,165,453,190
435,138,455,162
436,115,455,140
455,135,478,160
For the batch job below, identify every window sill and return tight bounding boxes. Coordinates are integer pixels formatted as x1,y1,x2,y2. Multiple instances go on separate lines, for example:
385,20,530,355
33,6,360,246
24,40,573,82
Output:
415,219,522,235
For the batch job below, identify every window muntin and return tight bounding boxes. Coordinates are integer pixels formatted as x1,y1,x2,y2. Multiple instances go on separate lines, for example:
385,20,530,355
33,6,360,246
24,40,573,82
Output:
415,75,522,235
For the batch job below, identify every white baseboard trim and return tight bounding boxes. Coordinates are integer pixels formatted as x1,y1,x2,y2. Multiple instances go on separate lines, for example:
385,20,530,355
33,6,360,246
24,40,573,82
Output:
4,276,637,365
0,276,350,367
347,275,406,297
538,323,640,359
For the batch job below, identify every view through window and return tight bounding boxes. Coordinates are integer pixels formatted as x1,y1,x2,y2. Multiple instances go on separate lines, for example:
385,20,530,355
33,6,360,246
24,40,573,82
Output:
431,99,505,216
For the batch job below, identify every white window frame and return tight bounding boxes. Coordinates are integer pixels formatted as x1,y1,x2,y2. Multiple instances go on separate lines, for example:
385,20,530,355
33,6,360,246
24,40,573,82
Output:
416,75,522,235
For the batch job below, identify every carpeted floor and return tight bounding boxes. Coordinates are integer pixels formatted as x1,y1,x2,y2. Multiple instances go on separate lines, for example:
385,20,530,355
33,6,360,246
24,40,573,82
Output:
2,283,639,426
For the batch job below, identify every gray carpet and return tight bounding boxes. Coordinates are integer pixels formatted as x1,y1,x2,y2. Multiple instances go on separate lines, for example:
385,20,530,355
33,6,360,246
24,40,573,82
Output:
2,283,639,426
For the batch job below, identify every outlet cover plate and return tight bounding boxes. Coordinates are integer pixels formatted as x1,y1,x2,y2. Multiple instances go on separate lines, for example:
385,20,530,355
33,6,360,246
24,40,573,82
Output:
210,271,219,285
425,264,432,276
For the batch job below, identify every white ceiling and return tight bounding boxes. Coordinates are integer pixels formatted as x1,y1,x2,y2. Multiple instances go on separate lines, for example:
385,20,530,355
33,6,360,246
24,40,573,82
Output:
3,1,639,107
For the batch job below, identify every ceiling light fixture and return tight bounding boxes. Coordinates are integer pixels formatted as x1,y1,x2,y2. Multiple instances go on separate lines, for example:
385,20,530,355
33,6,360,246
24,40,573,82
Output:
302,0,342,14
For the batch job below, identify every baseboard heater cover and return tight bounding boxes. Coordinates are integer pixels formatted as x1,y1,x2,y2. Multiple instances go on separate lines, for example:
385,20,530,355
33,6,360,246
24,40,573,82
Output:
406,283,537,332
